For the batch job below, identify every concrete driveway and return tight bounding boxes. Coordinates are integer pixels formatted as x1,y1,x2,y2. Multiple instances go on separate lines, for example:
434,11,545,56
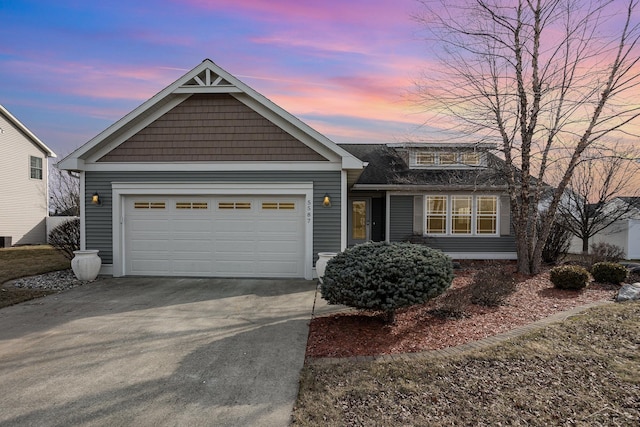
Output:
0,277,318,426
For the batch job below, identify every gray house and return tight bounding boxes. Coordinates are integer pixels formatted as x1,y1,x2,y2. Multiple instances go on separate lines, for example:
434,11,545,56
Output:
339,143,516,259
0,105,57,246
59,59,515,280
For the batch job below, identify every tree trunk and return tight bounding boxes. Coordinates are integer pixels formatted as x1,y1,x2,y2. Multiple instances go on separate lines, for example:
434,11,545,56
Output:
582,237,589,254
515,230,533,274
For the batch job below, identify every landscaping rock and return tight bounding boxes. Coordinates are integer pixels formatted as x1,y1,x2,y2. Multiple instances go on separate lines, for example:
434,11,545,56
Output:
616,283,640,302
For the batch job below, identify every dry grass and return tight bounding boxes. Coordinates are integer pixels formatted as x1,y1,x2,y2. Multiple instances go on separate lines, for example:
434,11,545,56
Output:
293,302,640,426
0,245,70,308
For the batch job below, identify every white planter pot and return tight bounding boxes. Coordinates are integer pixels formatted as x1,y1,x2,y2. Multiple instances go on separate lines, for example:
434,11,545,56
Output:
316,252,338,283
71,250,102,281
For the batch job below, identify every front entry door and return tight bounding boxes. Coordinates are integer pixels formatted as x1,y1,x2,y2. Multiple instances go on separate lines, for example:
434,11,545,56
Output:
348,198,370,246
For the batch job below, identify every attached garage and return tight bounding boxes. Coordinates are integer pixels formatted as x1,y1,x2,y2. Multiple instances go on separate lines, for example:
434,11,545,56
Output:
58,59,363,280
124,195,305,277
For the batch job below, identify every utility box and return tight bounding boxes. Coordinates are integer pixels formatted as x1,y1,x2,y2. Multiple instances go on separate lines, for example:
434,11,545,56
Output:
0,237,12,248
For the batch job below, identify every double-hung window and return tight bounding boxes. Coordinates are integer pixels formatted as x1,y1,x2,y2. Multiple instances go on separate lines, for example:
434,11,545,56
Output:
451,196,472,234
425,195,498,235
30,156,43,180
426,196,447,234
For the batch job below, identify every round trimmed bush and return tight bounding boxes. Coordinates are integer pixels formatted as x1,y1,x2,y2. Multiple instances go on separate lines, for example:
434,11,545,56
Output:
549,265,590,290
591,262,628,284
320,242,454,322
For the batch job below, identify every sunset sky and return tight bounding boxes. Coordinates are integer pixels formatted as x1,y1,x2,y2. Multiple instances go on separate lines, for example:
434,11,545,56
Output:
1,0,432,157
1,0,638,176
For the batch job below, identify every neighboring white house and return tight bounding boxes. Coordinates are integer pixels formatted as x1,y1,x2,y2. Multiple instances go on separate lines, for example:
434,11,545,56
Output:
0,105,57,246
568,197,640,259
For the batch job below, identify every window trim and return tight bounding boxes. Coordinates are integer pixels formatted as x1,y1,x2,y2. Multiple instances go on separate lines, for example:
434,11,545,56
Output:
424,194,499,236
29,155,43,180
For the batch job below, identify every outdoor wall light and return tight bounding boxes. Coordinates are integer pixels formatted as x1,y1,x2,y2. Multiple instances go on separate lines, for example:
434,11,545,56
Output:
91,192,102,206
322,193,331,208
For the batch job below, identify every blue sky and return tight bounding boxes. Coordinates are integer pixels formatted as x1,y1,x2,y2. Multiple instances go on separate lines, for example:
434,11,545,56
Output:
1,0,433,157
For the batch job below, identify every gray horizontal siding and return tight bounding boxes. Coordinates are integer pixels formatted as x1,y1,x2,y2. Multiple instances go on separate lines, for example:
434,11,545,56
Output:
85,171,341,265
412,236,517,253
389,196,414,241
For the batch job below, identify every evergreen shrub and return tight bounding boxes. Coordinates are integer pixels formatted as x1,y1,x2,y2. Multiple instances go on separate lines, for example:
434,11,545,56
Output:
591,262,628,284
549,265,590,290
321,242,454,323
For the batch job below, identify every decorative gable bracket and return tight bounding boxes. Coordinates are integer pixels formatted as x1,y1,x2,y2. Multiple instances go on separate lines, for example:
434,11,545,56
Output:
175,68,242,94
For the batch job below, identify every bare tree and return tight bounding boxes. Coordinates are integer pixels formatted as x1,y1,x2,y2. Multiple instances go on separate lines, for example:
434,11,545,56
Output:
416,0,640,274
49,164,80,216
557,148,640,253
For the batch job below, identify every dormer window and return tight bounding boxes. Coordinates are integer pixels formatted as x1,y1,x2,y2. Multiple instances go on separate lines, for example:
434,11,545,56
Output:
415,152,435,166
461,152,480,165
439,153,456,165
410,150,484,168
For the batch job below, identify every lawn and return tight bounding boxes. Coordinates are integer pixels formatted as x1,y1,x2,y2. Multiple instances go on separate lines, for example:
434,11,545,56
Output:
0,245,70,308
292,302,640,426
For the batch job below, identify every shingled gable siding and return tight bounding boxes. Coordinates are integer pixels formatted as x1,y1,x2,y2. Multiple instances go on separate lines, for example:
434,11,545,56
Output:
84,171,341,265
97,94,328,162
388,194,516,253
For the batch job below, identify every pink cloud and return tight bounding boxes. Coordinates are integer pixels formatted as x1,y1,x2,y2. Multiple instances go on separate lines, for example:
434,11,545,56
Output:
4,59,181,101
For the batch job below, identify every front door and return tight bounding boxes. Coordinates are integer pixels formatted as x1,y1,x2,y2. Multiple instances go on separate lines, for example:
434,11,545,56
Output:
348,198,370,246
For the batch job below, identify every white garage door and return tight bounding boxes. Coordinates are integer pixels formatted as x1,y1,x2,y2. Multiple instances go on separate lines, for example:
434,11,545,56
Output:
124,195,305,277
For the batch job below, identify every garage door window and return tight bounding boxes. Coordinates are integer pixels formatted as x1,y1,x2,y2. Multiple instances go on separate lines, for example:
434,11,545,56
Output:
176,202,208,209
218,201,251,210
134,202,166,209
262,202,296,210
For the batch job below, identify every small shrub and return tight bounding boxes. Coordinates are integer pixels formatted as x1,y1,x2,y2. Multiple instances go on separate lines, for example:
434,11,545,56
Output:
321,242,454,324
591,262,628,284
549,265,590,290
589,242,625,264
431,288,470,319
538,213,572,264
470,263,517,307
48,218,80,260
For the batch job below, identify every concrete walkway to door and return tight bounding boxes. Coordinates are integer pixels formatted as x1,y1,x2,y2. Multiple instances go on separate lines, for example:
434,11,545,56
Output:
0,277,317,426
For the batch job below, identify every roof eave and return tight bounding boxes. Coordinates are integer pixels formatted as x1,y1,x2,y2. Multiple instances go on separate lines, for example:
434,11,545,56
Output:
351,184,509,192
0,105,57,158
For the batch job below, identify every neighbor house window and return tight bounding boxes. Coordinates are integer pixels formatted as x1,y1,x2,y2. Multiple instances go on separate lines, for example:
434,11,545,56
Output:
439,152,456,165
426,196,447,234
425,195,498,235
30,156,43,180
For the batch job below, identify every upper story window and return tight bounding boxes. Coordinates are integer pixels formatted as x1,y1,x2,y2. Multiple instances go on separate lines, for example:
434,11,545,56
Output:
30,156,43,180
415,152,435,166
411,150,484,168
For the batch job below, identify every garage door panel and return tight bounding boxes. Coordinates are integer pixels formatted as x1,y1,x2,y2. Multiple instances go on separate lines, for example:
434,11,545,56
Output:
172,261,214,274
215,222,257,233
258,261,299,275
125,195,305,277
171,241,214,253
129,240,171,252
130,260,171,274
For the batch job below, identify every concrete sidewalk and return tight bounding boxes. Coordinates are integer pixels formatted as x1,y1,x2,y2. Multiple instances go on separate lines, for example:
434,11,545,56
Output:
0,277,317,426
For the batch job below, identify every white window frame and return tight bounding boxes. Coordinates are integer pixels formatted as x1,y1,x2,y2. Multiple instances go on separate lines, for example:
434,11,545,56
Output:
424,194,499,236
29,155,43,180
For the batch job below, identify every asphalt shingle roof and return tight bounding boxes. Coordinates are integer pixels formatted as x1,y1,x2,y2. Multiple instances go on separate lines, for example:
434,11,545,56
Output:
339,143,510,189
